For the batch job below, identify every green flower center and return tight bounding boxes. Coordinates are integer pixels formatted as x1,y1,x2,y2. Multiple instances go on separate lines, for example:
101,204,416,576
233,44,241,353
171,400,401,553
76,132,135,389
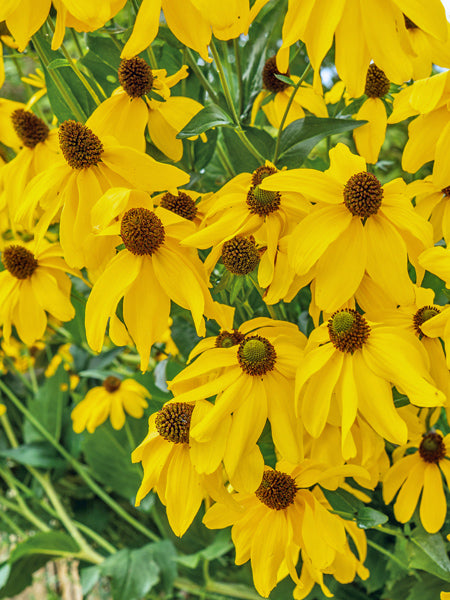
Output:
221,235,260,275
237,335,277,376
251,164,278,186
215,330,245,348
155,403,194,444
2,245,38,279
160,191,197,221
419,432,446,463
59,120,103,169
11,109,49,148
262,56,290,93
413,305,441,338
364,64,390,98
103,376,121,392
120,207,165,256
256,470,298,510
328,309,371,353
118,57,154,98
343,172,384,218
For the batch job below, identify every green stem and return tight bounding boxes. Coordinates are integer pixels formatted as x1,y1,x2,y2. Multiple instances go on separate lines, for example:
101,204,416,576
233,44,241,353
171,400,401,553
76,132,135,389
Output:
46,18,105,103
27,357,39,395
248,273,276,319
233,38,243,117
174,578,264,600
216,139,236,178
32,33,87,122
367,539,410,572
146,46,158,70
210,40,265,164
375,524,404,538
272,63,312,164
0,495,49,532
0,380,159,543
0,507,25,536
185,48,219,104
70,28,84,58
4,357,35,393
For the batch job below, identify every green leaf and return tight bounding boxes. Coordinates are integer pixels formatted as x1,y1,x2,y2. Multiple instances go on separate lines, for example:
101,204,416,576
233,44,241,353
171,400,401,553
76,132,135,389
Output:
47,58,71,70
9,531,80,562
275,74,295,86
407,527,450,582
34,31,97,122
149,540,177,594
82,421,142,499
222,125,274,174
24,362,69,444
356,507,388,529
101,545,160,600
277,117,367,168
322,487,364,517
0,442,63,468
258,421,276,468
177,530,232,568
177,105,233,138
80,565,101,596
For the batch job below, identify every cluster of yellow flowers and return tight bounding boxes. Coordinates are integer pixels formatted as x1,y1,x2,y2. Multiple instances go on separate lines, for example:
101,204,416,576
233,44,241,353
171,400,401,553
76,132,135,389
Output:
2,0,450,598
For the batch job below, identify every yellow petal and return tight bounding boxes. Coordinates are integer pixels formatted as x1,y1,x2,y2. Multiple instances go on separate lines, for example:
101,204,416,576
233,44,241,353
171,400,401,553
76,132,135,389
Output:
353,98,387,165
420,463,446,533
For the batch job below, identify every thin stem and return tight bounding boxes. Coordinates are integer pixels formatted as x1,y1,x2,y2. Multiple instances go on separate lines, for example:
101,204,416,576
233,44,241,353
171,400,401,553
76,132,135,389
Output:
272,63,312,164
174,578,264,600
210,40,265,164
70,28,84,58
248,273,277,320
46,18,105,103
146,46,158,70
375,524,404,538
32,33,87,122
4,357,35,393
0,494,49,532
216,140,236,178
27,356,39,395
0,380,159,543
0,507,25,536
367,539,410,572
185,48,219,104
233,38,243,117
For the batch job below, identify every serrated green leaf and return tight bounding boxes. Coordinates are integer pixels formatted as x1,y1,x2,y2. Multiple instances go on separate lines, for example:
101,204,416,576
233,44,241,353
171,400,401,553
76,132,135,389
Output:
177,105,233,138
101,545,160,600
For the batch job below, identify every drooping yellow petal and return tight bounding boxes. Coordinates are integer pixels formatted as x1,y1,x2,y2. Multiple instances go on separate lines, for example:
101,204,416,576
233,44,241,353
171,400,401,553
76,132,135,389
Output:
353,98,387,165
420,463,446,533
121,0,162,59
394,459,425,523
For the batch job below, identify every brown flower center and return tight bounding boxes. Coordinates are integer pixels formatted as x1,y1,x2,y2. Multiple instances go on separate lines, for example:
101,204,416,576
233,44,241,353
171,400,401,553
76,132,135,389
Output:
2,245,38,279
442,186,450,197
251,164,278,186
365,64,390,98
256,469,298,510
413,305,441,338
160,191,197,221
221,235,260,275
237,335,276,376
59,120,103,169
343,172,383,218
120,207,165,255
419,432,446,463
215,330,245,348
247,186,281,216
11,109,49,148
328,309,371,353
155,402,194,444
262,56,290,93
118,57,154,98
103,376,122,392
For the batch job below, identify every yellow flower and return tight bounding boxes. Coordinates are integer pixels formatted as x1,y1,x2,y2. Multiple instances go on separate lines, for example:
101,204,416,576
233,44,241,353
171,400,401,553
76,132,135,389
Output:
0,404,6,417
87,60,204,162
132,401,232,537
183,161,309,290
388,70,450,173
296,308,445,459
71,376,149,434
0,98,28,151
0,0,126,52
168,318,306,491
251,56,328,130
0,240,78,345
383,430,450,533
203,461,369,598
277,0,448,96
0,108,59,224
15,114,189,275
121,0,269,63
45,342,74,377
261,143,432,312
86,188,234,371
403,15,450,79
